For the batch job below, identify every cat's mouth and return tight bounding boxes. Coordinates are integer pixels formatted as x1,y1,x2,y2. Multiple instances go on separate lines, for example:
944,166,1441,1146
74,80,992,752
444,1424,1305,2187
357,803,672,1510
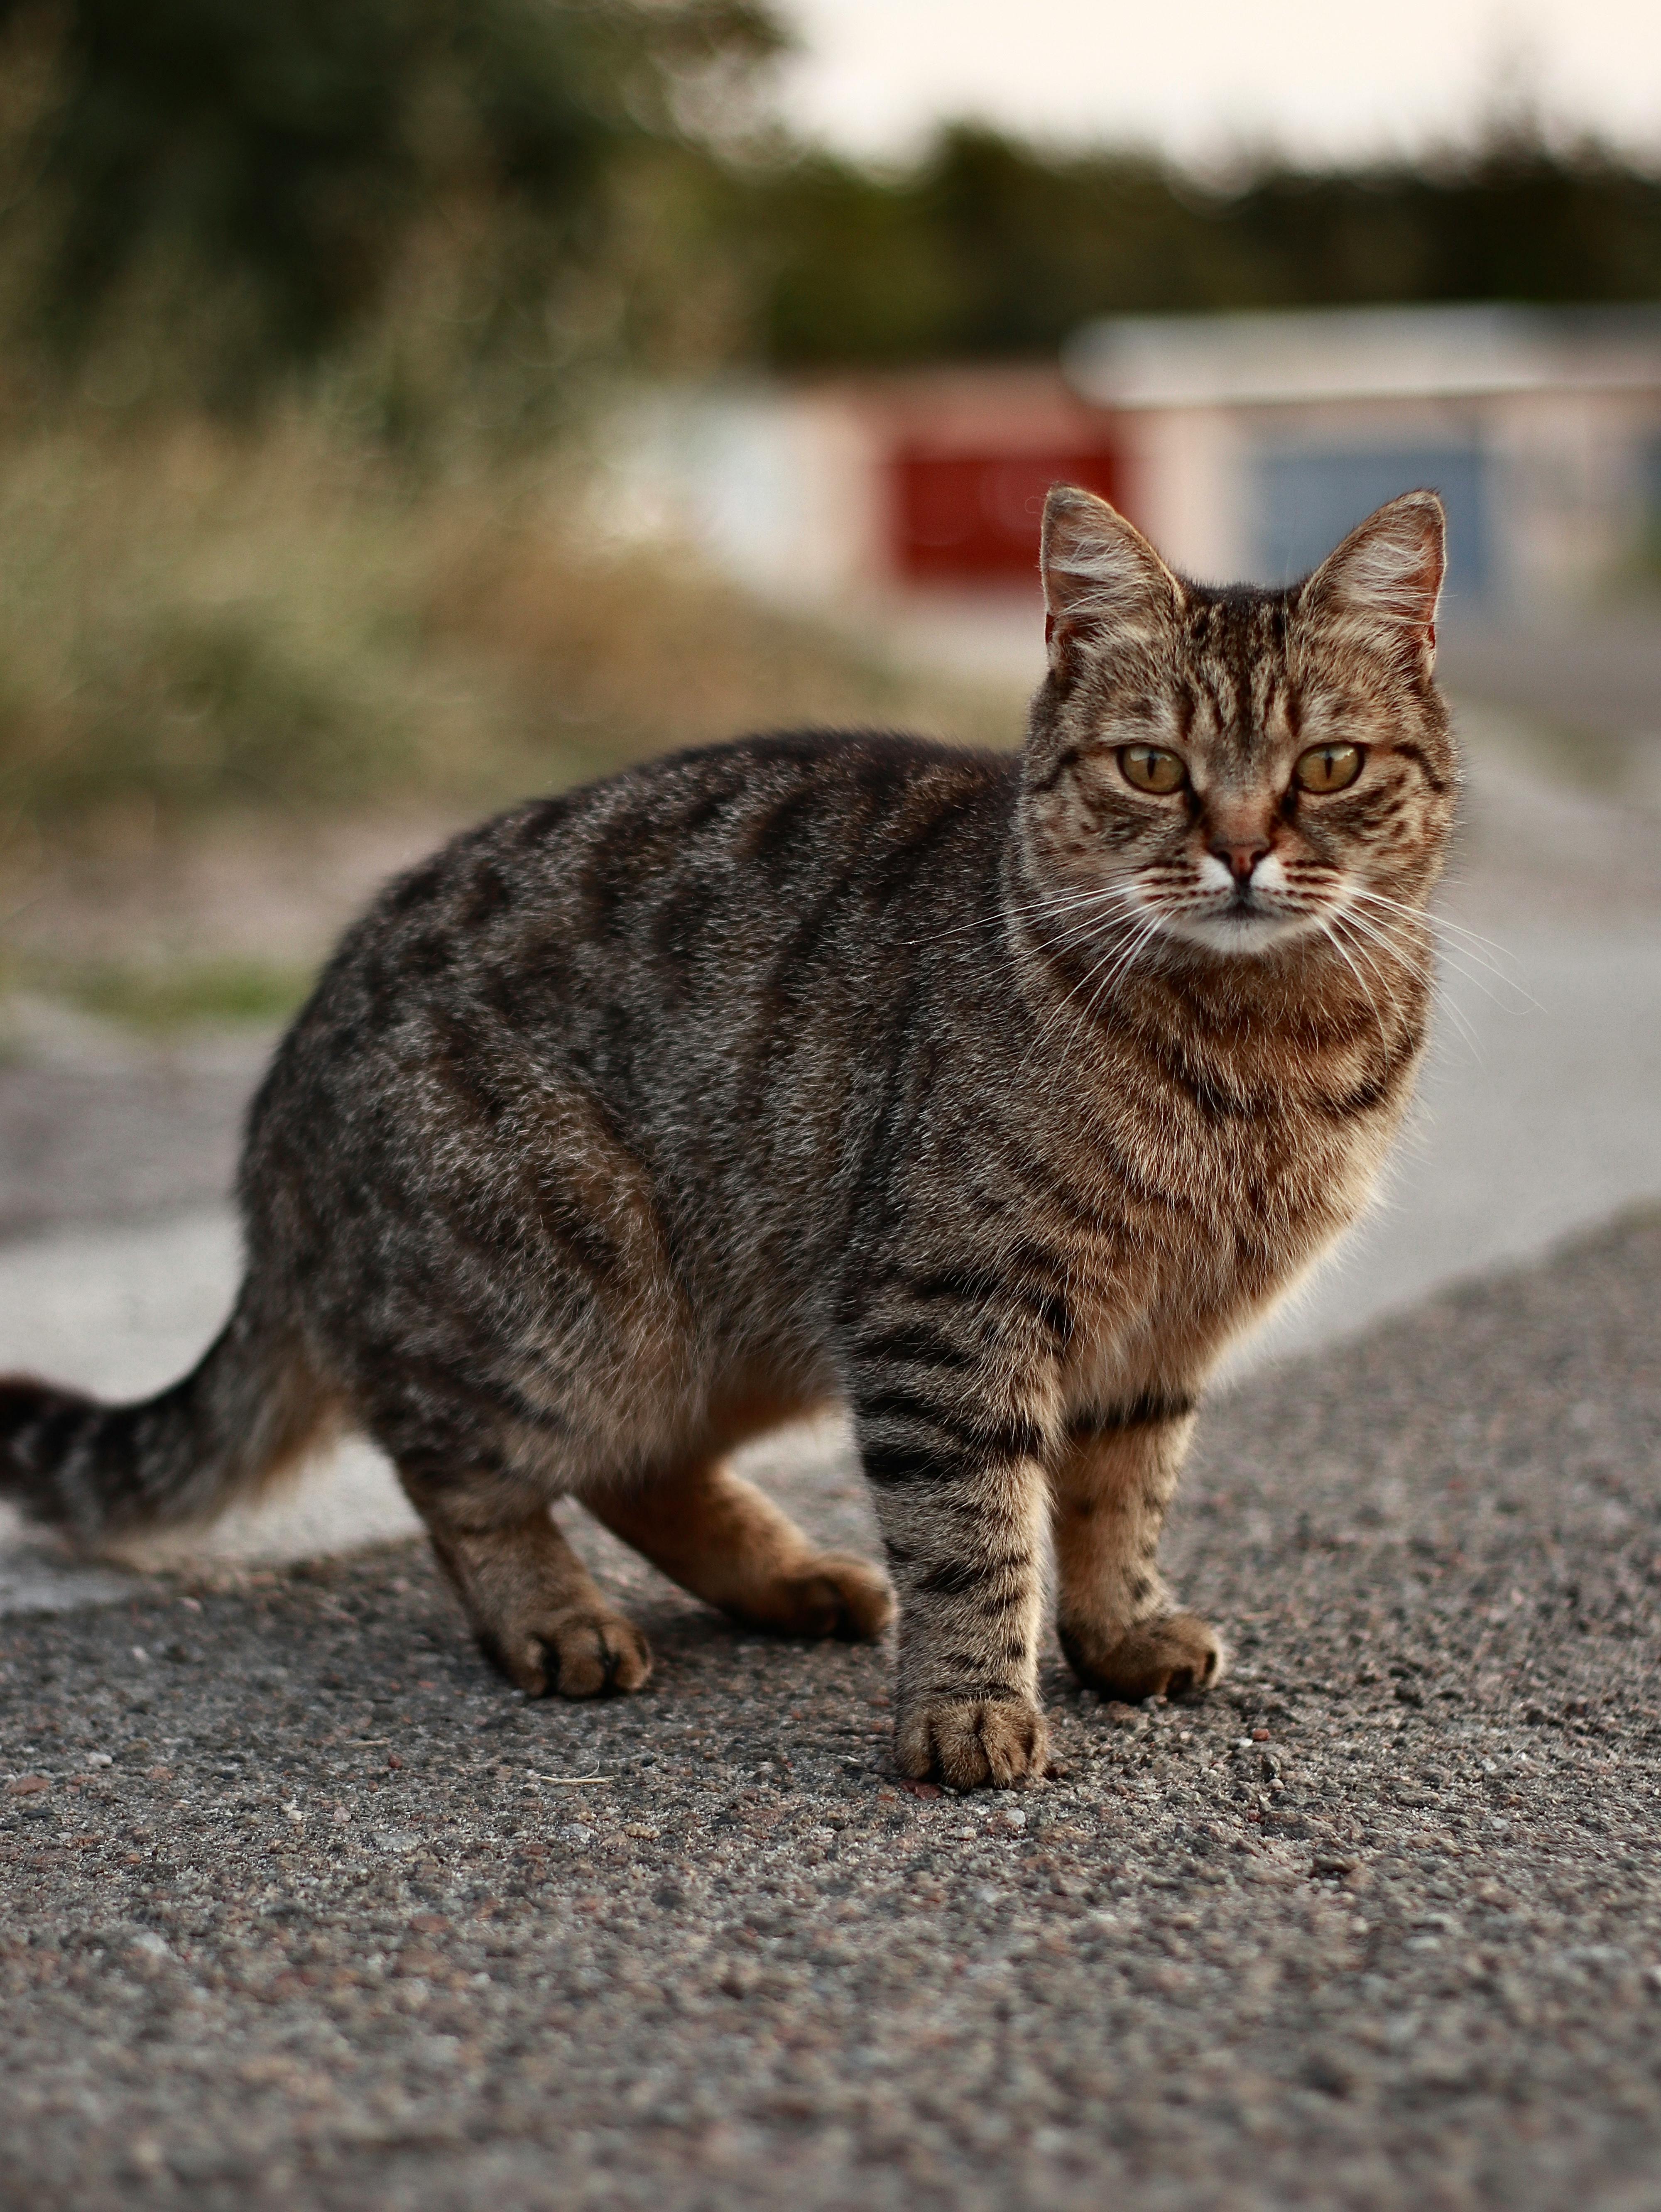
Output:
1112,848,1343,957
1161,884,1330,954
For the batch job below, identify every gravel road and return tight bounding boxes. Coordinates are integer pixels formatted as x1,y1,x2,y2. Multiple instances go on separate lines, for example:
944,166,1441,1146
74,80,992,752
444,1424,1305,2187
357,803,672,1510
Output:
4,1204,1659,2212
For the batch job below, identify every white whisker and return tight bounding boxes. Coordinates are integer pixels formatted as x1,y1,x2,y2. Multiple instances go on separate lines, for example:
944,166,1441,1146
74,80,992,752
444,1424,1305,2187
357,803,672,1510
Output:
1319,918,1391,1052
1041,910,1167,1094
1336,889,1530,1026
1332,906,1486,1063
1352,910,1536,1016
1343,886,1536,1004
916,878,1143,951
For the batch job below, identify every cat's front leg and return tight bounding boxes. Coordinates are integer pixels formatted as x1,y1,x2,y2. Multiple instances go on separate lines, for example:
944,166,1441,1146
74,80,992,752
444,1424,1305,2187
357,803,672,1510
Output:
1050,1398,1225,1701
852,1365,1053,1790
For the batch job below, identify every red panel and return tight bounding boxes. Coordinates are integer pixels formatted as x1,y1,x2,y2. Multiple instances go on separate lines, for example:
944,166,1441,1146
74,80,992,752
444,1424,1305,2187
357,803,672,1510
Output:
889,445,1123,582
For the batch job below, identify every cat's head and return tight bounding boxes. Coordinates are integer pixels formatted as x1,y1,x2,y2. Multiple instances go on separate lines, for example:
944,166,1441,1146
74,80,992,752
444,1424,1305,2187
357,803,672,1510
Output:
1018,485,1456,961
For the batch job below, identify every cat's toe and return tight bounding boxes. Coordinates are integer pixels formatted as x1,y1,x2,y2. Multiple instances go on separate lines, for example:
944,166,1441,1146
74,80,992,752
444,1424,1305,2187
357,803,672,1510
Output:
1059,1612,1225,1703
484,1609,654,1698
896,1695,1049,1790
724,1552,895,1641
544,1609,654,1697
785,1554,895,1642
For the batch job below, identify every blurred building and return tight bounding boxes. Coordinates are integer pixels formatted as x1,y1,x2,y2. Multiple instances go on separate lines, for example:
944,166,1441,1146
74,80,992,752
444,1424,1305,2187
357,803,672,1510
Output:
607,365,1119,604
1067,305,1661,616
611,306,1661,614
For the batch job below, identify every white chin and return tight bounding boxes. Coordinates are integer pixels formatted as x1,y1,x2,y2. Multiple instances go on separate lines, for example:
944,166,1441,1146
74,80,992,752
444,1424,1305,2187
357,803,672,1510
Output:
1169,909,1318,955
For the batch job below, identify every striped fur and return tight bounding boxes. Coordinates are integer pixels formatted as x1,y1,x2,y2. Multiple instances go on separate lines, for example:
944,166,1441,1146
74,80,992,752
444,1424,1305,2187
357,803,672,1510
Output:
0,488,1455,1789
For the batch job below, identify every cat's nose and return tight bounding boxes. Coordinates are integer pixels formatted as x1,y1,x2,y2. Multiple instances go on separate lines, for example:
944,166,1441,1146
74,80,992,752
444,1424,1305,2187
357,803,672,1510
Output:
1210,836,1271,883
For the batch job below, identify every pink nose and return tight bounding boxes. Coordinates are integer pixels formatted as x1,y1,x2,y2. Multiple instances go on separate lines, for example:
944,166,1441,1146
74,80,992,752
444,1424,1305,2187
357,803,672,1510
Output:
1210,837,1270,883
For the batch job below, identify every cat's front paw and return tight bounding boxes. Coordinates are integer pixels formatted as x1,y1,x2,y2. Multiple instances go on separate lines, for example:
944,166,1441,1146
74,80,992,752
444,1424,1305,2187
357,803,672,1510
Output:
895,1695,1049,1790
1058,1612,1224,1702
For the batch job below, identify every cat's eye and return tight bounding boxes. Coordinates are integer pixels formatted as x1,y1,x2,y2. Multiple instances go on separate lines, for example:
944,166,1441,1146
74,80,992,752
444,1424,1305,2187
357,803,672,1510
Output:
1118,745,1186,795
1293,742,1364,794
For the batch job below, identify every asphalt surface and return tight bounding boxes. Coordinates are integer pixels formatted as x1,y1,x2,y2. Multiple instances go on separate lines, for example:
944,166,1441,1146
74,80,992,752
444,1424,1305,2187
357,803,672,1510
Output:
3,1203,1660,2212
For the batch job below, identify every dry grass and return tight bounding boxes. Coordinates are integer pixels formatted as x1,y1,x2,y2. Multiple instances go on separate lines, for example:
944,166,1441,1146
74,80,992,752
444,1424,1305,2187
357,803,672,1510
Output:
0,412,1019,843
0,407,1026,1025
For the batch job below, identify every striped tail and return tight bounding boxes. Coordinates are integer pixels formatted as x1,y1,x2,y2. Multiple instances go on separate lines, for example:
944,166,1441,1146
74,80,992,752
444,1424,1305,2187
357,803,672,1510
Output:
0,1284,329,1544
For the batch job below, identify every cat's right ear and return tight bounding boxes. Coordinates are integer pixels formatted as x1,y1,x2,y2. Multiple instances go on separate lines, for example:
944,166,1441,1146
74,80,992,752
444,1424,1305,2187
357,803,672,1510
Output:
1040,485,1184,674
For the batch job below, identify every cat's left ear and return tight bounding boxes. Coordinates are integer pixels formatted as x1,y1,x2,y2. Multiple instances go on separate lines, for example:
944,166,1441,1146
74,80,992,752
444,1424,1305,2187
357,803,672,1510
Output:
1302,490,1446,678
1040,484,1184,672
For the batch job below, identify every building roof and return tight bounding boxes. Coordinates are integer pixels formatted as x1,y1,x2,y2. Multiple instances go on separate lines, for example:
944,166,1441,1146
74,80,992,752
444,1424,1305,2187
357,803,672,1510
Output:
1063,303,1661,411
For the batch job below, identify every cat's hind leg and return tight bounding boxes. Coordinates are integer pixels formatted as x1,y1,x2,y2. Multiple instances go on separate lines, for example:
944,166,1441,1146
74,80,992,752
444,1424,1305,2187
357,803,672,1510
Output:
400,1470,653,1698
588,1459,893,1643
1050,1402,1224,1701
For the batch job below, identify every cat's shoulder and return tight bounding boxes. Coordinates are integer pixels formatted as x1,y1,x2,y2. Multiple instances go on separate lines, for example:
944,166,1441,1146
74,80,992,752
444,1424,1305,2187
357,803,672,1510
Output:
598,727,1015,808
466,728,1011,856
363,730,1014,929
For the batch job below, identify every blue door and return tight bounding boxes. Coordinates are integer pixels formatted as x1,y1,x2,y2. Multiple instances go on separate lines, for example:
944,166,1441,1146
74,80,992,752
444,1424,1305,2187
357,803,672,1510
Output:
1253,445,1491,609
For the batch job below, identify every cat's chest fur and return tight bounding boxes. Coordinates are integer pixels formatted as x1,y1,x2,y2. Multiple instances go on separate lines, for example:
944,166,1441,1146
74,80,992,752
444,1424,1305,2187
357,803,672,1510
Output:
1044,1026,1416,1410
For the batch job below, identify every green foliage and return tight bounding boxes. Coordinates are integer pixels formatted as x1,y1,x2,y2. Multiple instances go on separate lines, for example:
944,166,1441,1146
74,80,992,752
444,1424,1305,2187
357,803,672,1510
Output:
1,1,1659,864
5,4,1661,399
32,955,316,1032
1222,142,1661,310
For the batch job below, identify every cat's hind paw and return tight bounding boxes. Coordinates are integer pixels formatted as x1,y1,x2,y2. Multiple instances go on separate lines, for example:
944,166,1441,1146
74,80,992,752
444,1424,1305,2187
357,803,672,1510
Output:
895,1695,1050,1790
752,1553,895,1642
1058,1611,1225,1702
482,1607,654,1699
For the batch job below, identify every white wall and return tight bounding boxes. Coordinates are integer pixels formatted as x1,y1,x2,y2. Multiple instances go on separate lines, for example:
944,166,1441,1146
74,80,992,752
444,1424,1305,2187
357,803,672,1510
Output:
1115,406,1249,584
596,385,888,608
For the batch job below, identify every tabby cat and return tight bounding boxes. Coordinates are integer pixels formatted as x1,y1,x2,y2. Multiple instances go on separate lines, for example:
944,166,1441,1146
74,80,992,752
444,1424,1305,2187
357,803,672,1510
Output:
0,485,1454,1789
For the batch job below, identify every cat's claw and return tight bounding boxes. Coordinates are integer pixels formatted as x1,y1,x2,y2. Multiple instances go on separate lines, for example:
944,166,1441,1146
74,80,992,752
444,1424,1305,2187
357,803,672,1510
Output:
1057,1611,1225,1703
483,1608,654,1699
895,1695,1050,1791
771,1554,895,1642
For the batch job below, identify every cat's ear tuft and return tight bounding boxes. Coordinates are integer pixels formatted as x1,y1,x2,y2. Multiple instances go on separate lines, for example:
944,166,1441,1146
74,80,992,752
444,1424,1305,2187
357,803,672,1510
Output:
1040,485,1183,671
1302,490,1445,677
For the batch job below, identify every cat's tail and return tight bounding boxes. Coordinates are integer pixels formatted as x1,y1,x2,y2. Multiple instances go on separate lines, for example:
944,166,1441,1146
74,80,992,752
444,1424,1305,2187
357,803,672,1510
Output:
0,1281,333,1545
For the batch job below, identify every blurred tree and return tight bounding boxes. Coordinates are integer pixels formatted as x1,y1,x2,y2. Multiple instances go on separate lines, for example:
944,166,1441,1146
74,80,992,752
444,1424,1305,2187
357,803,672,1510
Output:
3,0,1659,407
747,124,1661,369
1225,136,1661,308
0,0,783,418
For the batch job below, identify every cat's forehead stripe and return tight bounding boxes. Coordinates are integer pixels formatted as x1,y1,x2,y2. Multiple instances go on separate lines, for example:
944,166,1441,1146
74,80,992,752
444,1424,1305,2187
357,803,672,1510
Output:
1161,586,1294,760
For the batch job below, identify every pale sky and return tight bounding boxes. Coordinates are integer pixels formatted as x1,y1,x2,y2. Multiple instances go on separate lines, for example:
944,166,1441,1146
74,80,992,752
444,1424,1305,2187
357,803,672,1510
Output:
772,0,1661,169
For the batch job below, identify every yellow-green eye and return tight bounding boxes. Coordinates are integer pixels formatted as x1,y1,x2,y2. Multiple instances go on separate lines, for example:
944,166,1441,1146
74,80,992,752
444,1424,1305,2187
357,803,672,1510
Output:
1294,742,1364,794
1118,745,1186,795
